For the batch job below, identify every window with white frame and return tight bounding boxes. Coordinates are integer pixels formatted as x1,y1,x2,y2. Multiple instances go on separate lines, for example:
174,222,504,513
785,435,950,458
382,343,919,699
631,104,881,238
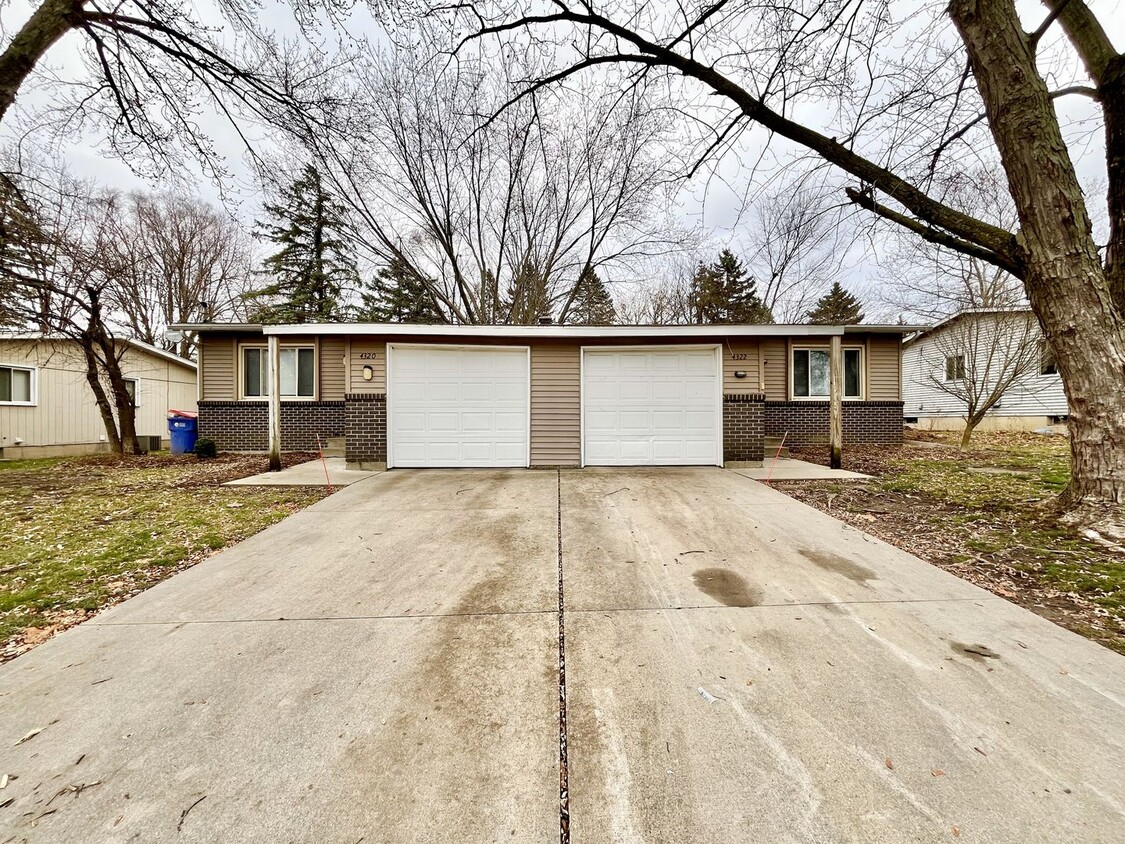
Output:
945,354,966,382
242,346,315,399
1039,341,1058,376
791,348,862,399
0,364,35,405
114,377,139,407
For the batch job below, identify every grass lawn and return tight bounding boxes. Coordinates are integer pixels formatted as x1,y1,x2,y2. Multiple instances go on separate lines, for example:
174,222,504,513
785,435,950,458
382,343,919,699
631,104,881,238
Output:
778,430,1125,655
0,452,329,662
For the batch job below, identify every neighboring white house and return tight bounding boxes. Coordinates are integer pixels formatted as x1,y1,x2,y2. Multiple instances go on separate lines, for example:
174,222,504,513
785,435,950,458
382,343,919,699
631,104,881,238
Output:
0,334,197,458
902,309,1067,432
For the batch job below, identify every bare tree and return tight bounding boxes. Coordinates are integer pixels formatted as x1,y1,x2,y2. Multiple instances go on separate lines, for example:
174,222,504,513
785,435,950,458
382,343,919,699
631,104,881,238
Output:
750,187,841,321
437,0,1125,519
285,43,683,324
0,165,144,453
105,192,253,356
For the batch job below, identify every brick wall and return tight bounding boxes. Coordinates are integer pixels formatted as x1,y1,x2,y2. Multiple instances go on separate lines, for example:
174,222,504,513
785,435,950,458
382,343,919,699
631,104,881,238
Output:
197,401,344,452
723,394,765,462
345,393,387,465
763,401,904,446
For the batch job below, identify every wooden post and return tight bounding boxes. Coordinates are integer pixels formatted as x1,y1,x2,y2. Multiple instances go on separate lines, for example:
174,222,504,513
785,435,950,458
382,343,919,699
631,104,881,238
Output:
267,334,282,472
829,334,843,470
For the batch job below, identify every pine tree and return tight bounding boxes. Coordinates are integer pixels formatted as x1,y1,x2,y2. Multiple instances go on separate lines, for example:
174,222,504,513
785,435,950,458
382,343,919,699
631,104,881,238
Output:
245,165,357,323
690,249,772,324
806,281,865,324
566,267,616,325
504,258,551,324
357,256,443,323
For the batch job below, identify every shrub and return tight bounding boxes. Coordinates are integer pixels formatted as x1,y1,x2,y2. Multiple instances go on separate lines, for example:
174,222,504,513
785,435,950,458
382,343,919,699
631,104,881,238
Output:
193,437,217,459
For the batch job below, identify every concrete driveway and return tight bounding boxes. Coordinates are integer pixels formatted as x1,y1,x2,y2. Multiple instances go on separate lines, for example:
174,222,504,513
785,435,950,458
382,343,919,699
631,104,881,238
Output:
1,469,1123,842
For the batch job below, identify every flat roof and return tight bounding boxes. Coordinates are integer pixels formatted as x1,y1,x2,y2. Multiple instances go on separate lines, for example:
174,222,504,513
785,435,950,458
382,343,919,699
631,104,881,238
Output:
171,322,926,338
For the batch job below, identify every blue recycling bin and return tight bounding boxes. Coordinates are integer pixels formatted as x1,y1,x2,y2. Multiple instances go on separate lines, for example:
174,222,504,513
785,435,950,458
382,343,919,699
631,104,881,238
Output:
168,414,198,455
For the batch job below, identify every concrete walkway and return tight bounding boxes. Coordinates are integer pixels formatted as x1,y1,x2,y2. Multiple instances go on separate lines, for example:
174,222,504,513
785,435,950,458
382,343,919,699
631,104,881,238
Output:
224,456,380,487
734,456,870,480
1,468,1123,842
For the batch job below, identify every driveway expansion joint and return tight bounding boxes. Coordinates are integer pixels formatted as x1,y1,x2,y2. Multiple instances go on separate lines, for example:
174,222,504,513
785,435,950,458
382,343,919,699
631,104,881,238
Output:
557,468,570,844
87,608,558,626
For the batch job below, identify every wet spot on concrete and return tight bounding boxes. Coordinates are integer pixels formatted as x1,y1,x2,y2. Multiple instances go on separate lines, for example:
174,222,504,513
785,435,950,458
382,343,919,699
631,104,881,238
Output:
800,549,876,584
692,568,761,607
953,642,1000,661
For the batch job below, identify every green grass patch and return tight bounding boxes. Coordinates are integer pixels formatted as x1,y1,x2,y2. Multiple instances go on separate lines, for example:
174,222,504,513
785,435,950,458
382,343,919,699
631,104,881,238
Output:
862,433,1125,653
0,454,326,651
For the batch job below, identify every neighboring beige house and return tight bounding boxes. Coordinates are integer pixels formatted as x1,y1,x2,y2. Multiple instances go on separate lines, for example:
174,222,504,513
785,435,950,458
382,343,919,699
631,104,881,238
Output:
0,334,197,458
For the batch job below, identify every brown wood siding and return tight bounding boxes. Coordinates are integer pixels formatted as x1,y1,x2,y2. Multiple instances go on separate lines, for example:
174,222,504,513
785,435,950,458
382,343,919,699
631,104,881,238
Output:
866,334,902,401
320,336,347,400
531,343,580,466
348,340,386,393
200,335,236,401
759,338,788,400
721,339,761,393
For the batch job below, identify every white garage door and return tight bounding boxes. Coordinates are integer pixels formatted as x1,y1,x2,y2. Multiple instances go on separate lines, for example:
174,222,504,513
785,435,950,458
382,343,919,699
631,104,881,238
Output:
388,346,529,468
582,348,721,466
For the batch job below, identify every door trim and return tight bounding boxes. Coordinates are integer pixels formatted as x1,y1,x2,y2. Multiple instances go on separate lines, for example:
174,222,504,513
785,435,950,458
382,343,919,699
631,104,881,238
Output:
385,343,532,470
579,344,724,468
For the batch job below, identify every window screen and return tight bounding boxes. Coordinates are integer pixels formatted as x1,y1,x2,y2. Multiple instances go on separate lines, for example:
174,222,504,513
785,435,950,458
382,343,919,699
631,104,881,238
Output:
0,366,32,403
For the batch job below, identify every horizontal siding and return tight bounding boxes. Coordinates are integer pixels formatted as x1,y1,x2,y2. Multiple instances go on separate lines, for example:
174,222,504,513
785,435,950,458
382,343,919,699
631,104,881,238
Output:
320,337,347,400
531,343,580,466
201,335,235,401
348,340,387,393
902,315,1066,418
866,334,902,401
760,338,788,400
721,339,761,393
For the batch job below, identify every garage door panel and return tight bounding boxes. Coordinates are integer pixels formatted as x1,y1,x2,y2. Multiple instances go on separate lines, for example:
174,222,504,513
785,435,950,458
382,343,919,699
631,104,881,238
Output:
390,347,529,468
583,349,719,467
684,381,715,399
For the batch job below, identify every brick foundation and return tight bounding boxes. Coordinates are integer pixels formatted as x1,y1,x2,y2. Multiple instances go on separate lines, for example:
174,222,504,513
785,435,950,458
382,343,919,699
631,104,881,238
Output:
197,401,344,452
345,393,387,465
763,401,904,446
723,394,765,462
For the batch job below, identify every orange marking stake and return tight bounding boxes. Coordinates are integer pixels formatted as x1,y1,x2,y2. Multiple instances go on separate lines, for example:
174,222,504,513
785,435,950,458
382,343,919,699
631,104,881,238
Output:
315,433,334,493
764,431,788,486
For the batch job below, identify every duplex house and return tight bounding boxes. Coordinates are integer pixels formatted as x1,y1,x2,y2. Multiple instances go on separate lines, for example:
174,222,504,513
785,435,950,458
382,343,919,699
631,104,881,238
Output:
176,322,914,468
1,334,197,458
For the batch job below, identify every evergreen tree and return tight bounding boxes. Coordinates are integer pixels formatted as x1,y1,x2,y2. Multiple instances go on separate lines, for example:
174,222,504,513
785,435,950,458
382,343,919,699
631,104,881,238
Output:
245,165,357,323
504,258,551,324
357,256,443,323
806,281,865,324
566,267,616,325
690,249,772,324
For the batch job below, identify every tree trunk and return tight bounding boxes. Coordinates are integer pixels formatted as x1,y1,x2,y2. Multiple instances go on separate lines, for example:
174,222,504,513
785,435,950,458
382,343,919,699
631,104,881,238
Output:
98,334,142,455
960,417,981,449
951,0,1125,508
79,333,123,454
0,0,82,123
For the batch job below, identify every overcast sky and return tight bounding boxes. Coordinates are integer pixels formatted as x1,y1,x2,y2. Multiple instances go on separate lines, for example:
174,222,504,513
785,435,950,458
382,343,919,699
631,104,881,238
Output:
1,0,1122,318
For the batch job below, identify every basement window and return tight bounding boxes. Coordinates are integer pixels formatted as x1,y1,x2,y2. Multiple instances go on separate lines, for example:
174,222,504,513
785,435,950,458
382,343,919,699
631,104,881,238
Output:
242,346,316,399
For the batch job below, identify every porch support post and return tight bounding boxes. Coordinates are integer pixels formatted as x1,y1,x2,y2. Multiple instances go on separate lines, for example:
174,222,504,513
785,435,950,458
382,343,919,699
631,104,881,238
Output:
267,334,282,472
829,335,843,469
